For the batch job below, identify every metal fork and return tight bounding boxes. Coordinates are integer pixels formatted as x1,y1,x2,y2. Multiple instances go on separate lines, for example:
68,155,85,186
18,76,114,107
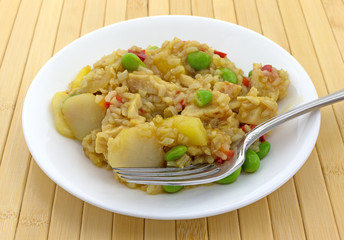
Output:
113,89,344,186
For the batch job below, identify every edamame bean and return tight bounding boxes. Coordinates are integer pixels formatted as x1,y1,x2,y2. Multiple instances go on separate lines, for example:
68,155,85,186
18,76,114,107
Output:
257,141,271,160
248,70,252,77
243,149,260,173
220,68,237,84
195,89,212,107
150,46,159,49
216,167,241,184
122,53,145,71
164,145,187,161
163,185,183,193
187,51,212,70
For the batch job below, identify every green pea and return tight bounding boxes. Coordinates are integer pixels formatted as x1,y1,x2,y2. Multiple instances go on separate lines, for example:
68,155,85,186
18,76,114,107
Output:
163,185,183,193
216,167,241,184
195,90,212,107
248,70,253,77
150,46,159,49
187,51,212,70
220,68,238,84
164,145,187,161
122,53,145,71
257,141,271,160
243,149,260,173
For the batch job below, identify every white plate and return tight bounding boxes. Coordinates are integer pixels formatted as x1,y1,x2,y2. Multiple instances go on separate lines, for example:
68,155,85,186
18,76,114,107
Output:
22,16,320,220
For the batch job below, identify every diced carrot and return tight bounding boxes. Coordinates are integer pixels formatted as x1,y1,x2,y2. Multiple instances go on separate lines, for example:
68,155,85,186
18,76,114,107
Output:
242,76,250,88
214,50,227,58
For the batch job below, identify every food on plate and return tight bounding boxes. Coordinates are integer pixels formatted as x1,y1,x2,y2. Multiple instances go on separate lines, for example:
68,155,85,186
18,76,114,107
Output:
51,38,289,194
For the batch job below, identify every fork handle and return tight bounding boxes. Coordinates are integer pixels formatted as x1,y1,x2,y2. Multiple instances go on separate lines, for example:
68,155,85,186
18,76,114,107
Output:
245,88,344,148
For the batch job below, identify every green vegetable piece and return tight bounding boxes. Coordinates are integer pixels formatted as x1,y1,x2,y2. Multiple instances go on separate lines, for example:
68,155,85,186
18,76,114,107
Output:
220,68,237,84
216,167,241,184
164,145,187,161
257,141,271,160
163,185,184,193
248,70,253,77
122,53,145,71
243,149,260,173
150,46,159,49
195,90,212,107
187,51,212,70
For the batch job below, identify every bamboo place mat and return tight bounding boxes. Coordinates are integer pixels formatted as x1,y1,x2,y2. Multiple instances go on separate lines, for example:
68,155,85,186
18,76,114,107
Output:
1,0,344,239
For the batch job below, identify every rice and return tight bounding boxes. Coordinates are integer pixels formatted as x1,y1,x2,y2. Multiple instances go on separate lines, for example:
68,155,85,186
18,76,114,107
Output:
52,37,290,194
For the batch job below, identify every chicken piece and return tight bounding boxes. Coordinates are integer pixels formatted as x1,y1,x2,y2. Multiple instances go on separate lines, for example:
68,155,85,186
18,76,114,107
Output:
213,81,242,99
127,73,178,97
237,95,278,125
127,94,142,119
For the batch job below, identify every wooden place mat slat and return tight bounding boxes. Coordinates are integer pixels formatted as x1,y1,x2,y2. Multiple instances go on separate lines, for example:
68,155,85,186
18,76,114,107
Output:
212,0,236,23
112,214,144,240
145,220,176,240
0,0,42,163
170,0,191,15
208,211,240,240
48,189,83,239
105,0,127,25
322,0,344,60
80,203,112,240
191,0,214,18
0,0,21,67
148,0,169,15
298,0,344,238
127,0,148,20
278,0,342,238
176,218,208,240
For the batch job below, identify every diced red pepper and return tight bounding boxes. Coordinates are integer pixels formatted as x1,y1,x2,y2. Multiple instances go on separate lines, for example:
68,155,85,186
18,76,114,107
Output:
242,76,250,88
261,65,272,72
105,101,110,109
241,125,247,132
260,134,266,142
214,50,227,58
128,49,146,62
180,99,186,110
116,96,123,103
217,158,223,164
139,108,146,114
176,91,181,94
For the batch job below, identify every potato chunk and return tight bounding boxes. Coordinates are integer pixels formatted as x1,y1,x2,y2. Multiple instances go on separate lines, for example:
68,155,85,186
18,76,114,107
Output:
62,93,106,140
69,65,91,92
51,91,74,138
157,115,208,146
107,125,164,168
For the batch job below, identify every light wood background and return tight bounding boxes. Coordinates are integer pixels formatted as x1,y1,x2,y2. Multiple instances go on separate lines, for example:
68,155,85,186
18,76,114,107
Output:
1,0,344,239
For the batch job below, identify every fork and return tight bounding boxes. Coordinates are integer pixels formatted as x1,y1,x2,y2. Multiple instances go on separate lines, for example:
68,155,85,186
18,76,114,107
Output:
114,89,344,186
